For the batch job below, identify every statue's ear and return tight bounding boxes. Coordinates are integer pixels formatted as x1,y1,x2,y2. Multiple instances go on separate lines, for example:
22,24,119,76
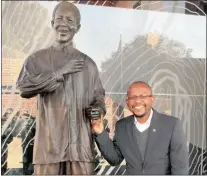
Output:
51,20,54,28
76,24,81,33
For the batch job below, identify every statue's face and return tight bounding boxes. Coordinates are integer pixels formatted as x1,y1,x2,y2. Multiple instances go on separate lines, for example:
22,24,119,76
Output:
52,5,80,43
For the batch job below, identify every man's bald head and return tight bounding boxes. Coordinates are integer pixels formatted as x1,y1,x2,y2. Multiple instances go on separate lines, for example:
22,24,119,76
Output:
127,81,152,96
52,1,81,25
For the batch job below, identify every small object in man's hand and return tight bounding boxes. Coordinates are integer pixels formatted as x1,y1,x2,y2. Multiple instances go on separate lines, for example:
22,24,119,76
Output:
86,106,101,120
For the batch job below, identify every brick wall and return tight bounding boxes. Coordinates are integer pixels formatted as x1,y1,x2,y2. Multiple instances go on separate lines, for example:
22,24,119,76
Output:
2,94,37,117
2,58,24,85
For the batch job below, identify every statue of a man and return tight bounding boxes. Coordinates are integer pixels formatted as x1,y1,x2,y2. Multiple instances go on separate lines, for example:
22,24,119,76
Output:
16,1,106,175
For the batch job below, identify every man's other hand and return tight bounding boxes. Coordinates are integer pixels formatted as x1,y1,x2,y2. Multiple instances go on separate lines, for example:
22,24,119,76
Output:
91,115,104,135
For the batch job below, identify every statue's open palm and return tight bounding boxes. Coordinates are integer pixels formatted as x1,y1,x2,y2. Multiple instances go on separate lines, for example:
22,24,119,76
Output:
62,58,84,75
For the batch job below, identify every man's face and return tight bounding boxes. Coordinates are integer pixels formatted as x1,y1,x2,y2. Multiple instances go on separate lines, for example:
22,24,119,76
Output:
52,5,80,43
126,83,155,118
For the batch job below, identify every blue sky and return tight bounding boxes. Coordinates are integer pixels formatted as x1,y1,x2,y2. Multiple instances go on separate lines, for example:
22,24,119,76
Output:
39,2,206,69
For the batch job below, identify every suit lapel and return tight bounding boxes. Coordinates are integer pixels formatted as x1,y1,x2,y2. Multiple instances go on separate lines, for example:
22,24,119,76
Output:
143,110,162,166
126,116,142,161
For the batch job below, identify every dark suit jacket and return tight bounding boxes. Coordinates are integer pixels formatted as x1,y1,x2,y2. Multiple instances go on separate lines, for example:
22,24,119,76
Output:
95,110,189,175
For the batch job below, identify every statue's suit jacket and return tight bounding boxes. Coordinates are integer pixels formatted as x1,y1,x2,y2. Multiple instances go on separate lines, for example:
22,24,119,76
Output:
95,110,189,175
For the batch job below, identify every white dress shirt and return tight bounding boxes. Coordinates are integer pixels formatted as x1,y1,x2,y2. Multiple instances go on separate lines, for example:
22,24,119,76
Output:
134,109,153,132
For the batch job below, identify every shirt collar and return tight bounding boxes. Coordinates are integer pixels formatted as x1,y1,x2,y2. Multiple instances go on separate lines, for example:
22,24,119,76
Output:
134,109,153,126
52,41,74,53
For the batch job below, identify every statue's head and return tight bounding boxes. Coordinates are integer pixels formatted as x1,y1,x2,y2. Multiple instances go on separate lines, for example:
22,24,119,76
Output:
51,1,81,44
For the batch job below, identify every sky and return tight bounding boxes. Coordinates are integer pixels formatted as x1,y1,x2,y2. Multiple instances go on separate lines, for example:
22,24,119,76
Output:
39,1,206,69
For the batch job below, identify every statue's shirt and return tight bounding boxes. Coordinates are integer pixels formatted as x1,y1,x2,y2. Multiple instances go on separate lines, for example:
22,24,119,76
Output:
16,46,105,164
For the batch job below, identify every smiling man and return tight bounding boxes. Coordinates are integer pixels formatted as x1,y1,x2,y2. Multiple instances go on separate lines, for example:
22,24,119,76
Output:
92,81,189,175
16,1,106,175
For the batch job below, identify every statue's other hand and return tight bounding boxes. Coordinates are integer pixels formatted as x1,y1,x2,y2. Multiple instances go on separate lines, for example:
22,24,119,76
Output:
85,106,101,120
86,106,104,134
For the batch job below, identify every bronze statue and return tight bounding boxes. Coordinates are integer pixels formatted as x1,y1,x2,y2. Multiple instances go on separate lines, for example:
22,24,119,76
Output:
16,1,106,175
